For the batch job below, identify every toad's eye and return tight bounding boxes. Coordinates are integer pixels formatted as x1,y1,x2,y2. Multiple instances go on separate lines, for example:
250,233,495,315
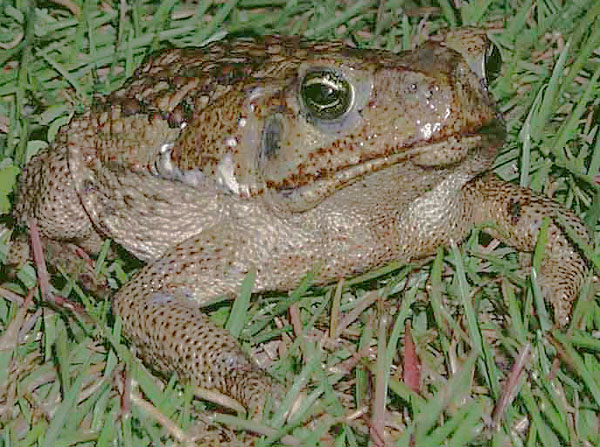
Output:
485,43,502,85
301,70,353,121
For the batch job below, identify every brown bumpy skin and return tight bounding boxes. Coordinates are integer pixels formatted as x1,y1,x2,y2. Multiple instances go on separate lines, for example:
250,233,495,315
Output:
463,174,589,324
12,33,590,443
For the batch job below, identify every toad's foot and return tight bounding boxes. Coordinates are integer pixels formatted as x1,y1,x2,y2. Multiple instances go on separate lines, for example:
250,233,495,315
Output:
463,173,589,325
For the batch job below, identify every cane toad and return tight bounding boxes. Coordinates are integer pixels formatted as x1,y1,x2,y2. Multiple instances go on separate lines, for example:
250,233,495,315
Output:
12,30,589,419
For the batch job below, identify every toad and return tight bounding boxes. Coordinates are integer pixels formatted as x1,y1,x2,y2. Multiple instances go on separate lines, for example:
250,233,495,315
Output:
12,30,588,417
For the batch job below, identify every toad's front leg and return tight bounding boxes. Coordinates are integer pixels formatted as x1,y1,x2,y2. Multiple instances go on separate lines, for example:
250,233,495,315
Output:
463,173,590,324
112,224,283,417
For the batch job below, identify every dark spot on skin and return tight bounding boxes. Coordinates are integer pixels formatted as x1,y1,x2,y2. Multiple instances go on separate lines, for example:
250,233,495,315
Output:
171,76,188,88
121,98,141,116
81,179,96,193
509,199,521,225
167,104,188,128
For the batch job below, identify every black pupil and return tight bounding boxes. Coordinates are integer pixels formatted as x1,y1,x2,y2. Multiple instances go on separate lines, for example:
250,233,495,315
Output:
312,84,337,106
306,78,341,109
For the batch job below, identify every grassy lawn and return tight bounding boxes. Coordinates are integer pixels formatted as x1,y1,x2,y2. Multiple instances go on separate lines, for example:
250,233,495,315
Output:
0,0,599,446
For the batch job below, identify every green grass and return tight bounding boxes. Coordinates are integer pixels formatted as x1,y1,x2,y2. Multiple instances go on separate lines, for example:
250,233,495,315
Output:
0,0,599,446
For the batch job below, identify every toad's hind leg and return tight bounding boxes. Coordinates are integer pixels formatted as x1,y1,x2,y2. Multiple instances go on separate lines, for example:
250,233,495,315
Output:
10,146,108,292
13,146,99,245
112,225,281,417
463,173,589,324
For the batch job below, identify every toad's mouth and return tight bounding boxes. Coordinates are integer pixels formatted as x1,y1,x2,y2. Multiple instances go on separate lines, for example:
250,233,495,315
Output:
275,118,505,205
